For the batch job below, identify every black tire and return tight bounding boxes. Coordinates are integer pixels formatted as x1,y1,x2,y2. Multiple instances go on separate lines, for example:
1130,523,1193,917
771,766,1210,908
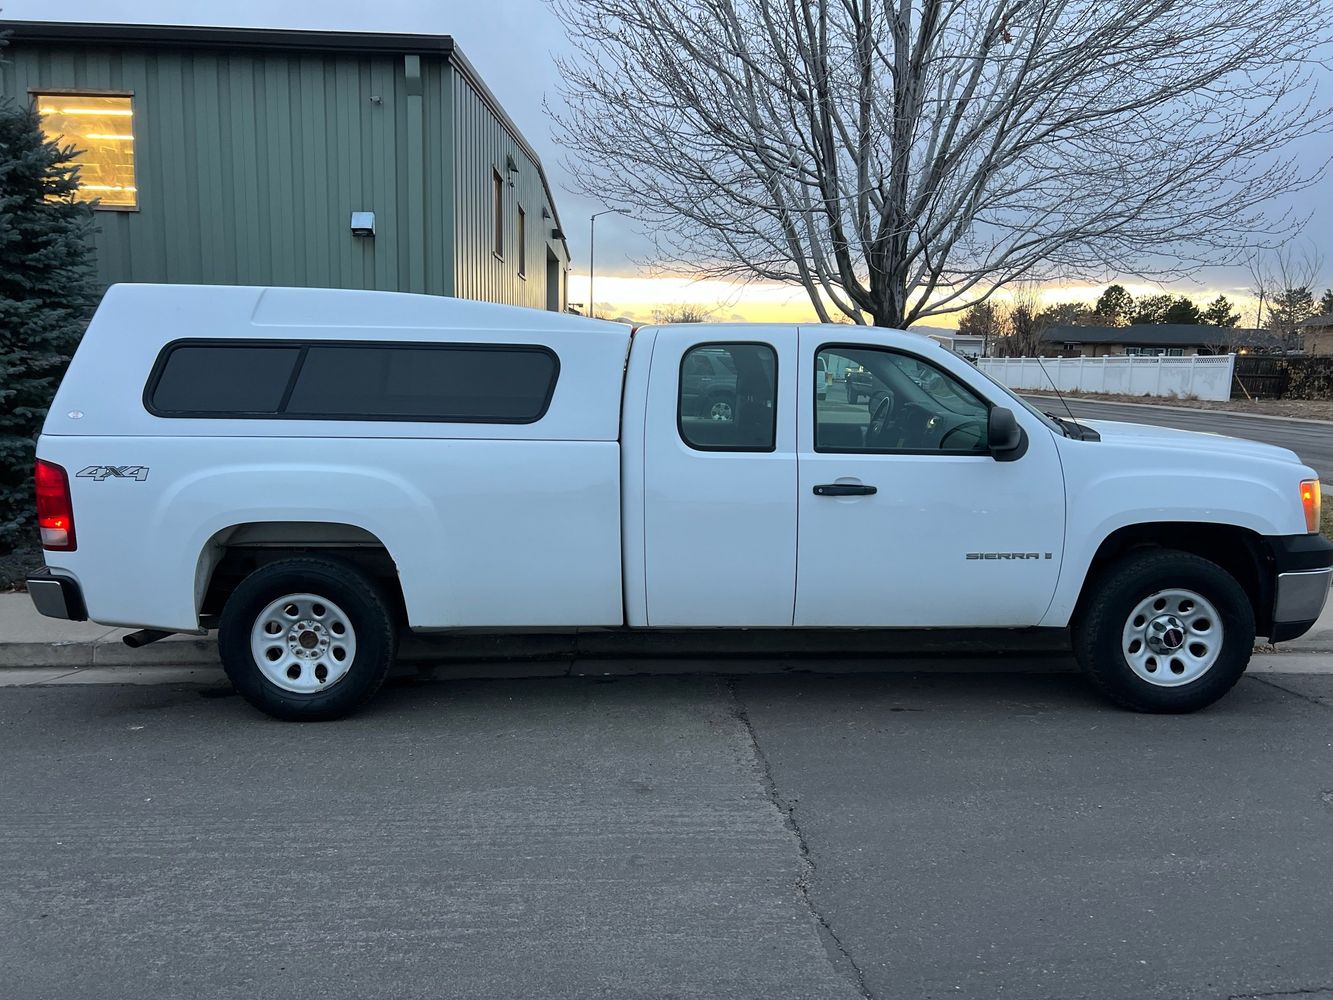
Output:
218,557,397,721
701,393,736,422
1073,548,1255,713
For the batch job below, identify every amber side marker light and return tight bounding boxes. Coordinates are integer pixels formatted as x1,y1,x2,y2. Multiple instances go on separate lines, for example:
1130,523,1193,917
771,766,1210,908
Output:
1301,479,1321,534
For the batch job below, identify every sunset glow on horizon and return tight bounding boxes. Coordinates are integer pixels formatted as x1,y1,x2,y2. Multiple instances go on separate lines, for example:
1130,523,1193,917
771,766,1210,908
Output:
568,273,1272,329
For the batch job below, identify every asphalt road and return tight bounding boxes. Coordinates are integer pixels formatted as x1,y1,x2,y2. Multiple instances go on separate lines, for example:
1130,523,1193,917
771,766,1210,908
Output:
1023,396,1333,479
3,672,1332,1000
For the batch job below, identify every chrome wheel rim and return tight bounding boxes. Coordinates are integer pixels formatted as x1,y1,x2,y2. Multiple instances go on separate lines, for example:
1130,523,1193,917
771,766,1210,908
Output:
250,593,357,694
708,399,734,421
1121,588,1221,687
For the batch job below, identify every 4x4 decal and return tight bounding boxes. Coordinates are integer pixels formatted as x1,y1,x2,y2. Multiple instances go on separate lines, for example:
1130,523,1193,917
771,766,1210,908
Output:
76,465,150,482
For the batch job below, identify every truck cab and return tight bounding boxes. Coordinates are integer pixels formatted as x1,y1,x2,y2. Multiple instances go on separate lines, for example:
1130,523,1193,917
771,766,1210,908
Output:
28,285,1331,720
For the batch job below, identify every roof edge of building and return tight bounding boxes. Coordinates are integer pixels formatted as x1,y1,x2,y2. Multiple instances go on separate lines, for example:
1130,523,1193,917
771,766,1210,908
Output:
445,46,569,262
1,20,457,55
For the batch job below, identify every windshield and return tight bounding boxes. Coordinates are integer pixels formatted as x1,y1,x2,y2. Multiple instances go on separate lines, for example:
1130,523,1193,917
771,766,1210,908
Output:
961,354,1066,435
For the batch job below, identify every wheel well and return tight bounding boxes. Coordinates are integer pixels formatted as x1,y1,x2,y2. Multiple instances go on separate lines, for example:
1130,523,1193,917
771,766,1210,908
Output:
196,522,406,627
1078,522,1272,634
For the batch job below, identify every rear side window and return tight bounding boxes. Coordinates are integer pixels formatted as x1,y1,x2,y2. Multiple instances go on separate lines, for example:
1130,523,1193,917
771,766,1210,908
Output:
677,342,777,452
149,345,301,414
146,341,559,423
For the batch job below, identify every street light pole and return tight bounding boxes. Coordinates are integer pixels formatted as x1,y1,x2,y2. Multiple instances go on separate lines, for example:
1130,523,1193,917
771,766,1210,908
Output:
589,209,616,320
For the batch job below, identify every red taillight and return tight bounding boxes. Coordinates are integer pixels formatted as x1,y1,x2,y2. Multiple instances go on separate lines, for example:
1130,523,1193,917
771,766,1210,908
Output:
35,460,76,551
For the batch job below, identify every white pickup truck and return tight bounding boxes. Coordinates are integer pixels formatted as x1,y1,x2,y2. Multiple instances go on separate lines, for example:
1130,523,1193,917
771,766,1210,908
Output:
26,284,1330,720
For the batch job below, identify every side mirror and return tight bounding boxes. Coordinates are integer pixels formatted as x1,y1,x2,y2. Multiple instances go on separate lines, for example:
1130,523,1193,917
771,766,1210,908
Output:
987,406,1025,460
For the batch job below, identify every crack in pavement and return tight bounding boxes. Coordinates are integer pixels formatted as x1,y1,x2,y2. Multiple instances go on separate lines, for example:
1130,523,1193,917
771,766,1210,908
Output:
1250,674,1333,709
726,678,876,1000
1227,989,1333,999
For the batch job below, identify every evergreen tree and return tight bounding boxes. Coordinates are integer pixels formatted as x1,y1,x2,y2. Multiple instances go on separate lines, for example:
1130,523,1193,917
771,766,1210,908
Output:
1093,284,1134,326
1268,286,1316,326
1130,293,1174,325
1201,294,1240,328
1266,285,1316,352
0,101,97,554
1319,288,1333,316
1161,296,1202,324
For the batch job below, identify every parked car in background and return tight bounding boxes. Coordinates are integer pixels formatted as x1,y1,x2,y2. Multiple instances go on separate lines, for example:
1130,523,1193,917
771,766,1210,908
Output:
845,365,883,405
680,346,738,421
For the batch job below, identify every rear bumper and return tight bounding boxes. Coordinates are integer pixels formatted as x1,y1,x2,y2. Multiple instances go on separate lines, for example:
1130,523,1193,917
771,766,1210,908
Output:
26,568,87,622
1266,534,1333,643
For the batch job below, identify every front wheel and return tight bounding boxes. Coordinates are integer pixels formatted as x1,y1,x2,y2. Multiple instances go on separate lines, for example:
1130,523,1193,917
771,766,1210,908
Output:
218,557,398,721
1073,549,1254,713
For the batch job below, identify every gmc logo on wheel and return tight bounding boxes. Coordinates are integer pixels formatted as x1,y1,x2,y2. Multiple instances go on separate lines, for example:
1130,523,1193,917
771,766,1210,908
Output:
76,465,150,482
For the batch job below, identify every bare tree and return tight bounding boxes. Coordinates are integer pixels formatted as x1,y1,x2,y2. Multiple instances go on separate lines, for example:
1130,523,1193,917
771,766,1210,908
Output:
1248,242,1325,352
550,0,1331,328
651,304,712,323
990,286,1049,357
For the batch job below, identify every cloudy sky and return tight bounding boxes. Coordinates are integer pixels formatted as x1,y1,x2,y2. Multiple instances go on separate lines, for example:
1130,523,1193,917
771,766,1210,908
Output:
7,0,1332,325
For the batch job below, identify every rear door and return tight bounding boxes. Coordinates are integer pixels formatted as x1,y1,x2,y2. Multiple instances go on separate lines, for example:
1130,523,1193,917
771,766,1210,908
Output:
796,329,1065,627
642,327,797,625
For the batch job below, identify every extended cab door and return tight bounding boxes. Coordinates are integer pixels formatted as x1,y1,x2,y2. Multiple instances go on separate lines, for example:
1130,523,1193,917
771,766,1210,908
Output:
795,328,1065,626
641,327,796,625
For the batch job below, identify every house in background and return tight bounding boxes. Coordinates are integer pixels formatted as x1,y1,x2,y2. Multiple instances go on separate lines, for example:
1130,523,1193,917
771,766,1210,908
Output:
921,329,986,359
1039,324,1282,358
1299,315,1333,356
1,21,570,311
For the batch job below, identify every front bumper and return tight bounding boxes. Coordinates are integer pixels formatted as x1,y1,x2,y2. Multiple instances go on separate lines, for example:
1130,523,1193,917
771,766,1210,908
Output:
1267,534,1333,643
26,568,87,622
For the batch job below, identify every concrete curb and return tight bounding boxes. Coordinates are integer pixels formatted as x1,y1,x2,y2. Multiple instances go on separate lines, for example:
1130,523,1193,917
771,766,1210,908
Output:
1023,393,1333,426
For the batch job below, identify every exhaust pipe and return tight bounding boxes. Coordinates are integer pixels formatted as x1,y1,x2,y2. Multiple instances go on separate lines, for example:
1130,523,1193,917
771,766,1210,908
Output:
122,629,175,649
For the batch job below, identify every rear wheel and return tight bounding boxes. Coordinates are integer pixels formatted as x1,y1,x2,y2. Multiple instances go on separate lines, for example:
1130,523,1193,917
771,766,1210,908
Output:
702,394,735,422
1073,549,1254,713
218,557,397,721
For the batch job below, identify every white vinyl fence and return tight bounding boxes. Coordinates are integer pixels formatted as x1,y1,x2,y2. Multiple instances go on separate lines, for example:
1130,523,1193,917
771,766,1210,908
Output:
978,354,1236,402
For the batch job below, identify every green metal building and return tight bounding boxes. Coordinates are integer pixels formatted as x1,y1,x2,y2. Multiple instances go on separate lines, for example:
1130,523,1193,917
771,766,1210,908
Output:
1,21,571,311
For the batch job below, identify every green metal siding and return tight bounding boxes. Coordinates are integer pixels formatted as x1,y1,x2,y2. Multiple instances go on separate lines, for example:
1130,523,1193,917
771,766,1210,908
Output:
2,42,453,294
449,68,567,310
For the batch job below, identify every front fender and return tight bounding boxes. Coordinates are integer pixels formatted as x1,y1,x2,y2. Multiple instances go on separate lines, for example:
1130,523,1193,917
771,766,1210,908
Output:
1041,448,1306,627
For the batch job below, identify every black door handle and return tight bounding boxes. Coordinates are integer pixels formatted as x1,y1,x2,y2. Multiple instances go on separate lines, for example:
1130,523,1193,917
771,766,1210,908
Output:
813,484,877,497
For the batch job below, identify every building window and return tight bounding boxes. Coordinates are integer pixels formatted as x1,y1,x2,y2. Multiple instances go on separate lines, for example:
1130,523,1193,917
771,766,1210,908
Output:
517,206,527,278
35,93,137,209
492,169,504,258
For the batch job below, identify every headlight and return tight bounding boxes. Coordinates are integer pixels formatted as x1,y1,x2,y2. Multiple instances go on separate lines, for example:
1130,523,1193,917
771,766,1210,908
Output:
1301,479,1321,534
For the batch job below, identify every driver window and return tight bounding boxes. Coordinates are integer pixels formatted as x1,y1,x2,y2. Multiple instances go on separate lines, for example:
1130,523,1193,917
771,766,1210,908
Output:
815,347,989,454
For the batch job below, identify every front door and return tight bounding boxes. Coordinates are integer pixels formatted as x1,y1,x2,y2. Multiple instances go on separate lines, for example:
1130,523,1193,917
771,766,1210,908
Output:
796,330,1065,627
643,328,796,625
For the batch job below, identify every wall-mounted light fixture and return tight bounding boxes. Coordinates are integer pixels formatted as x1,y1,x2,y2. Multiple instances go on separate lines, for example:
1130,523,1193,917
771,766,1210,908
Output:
505,153,519,188
350,211,376,238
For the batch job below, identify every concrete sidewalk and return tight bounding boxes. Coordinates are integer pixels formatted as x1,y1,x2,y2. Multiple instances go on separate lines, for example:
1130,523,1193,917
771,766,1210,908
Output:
2,588,1329,683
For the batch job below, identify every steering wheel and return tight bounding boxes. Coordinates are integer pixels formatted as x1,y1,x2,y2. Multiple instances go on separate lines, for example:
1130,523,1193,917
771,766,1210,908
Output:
867,392,896,447
939,419,986,451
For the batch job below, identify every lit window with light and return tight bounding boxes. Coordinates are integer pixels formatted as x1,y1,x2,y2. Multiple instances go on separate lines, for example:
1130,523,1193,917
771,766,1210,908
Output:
35,93,137,209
